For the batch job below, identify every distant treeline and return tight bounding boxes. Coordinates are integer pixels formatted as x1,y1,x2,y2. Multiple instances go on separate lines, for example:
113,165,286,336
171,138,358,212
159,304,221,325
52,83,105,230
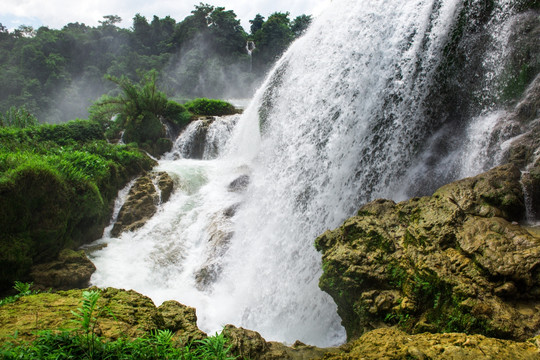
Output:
0,3,312,123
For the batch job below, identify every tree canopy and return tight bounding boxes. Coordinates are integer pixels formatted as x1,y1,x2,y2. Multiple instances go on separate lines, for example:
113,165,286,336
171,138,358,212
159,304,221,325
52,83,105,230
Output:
0,4,312,123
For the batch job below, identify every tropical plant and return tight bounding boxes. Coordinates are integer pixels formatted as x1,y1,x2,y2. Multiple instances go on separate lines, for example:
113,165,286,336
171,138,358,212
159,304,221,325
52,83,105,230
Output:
195,331,237,360
71,289,109,359
89,70,191,151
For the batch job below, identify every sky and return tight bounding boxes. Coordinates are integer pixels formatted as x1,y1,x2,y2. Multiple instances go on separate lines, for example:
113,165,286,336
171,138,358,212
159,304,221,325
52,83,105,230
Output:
0,0,332,32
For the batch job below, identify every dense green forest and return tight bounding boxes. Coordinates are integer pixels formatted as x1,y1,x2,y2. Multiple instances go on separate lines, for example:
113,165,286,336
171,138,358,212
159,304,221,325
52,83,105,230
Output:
0,3,311,123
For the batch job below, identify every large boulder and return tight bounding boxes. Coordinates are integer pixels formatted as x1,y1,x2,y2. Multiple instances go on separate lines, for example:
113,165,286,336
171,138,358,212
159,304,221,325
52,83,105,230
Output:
223,325,337,360
111,172,174,237
30,249,96,290
0,288,162,341
157,300,207,345
315,164,540,341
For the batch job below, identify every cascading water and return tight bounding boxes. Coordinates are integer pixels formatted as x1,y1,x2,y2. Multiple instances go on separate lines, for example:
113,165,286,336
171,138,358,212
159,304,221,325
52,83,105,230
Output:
90,0,528,347
246,41,256,73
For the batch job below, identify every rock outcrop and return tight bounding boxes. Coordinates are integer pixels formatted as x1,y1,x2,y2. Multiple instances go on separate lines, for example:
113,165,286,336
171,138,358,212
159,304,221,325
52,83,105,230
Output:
323,328,540,360
223,325,337,360
111,172,174,237
30,249,95,290
315,164,540,341
0,288,204,344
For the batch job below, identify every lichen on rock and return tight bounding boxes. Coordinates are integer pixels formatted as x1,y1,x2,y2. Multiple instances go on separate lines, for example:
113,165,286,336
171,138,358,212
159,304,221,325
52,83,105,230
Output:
315,164,540,341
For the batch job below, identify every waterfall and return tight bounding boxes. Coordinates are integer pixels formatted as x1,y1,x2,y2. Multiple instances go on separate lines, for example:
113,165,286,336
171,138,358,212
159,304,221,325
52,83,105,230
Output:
90,0,527,347
246,41,256,72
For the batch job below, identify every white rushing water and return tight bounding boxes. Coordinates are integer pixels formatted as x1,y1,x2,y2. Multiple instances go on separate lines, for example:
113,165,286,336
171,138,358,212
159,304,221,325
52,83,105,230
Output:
90,0,521,346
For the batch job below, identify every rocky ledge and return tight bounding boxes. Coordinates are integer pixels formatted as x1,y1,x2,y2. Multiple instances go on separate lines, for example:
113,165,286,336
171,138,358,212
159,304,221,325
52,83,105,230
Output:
315,164,540,342
0,288,333,359
0,288,205,345
1,287,539,359
323,328,540,360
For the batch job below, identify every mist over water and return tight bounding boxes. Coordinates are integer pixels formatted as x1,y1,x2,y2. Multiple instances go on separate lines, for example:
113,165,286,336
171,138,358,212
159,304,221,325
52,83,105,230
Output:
91,0,522,346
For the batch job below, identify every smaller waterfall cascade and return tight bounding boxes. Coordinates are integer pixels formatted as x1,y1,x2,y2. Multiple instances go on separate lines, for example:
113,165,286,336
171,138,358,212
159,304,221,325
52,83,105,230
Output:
246,41,256,72
166,115,239,161
521,152,540,225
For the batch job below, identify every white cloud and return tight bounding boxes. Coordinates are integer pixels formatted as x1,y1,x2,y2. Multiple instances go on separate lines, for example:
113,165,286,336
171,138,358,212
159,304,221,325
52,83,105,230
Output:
0,0,332,31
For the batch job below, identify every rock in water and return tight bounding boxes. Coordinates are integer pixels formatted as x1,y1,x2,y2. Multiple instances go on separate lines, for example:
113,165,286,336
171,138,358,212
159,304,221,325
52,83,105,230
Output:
227,174,250,192
315,164,540,341
111,172,174,237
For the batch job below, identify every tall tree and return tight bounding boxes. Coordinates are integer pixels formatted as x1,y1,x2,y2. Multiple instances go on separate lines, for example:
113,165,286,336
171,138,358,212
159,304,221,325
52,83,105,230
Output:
249,14,265,35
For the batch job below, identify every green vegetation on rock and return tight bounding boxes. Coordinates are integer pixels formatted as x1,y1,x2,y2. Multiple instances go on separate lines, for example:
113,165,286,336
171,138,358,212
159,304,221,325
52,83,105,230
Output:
184,98,239,116
0,120,155,292
0,289,236,360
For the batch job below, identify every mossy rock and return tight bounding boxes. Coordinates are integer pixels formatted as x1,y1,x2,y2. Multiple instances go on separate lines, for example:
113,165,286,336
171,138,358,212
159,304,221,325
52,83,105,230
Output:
223,325,337,360
316,165,540,341
0,166,72,289
0,288,199,343
323,328,540,360
30,249,96,290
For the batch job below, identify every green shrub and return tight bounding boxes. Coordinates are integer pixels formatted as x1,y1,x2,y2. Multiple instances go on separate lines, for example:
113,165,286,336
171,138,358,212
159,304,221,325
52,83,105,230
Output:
184,98,238,116
164,100,192,127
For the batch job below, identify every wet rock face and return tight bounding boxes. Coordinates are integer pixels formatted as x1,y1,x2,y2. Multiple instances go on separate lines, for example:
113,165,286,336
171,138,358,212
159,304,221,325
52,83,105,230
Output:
501,74,540,218
181,117,214,159
315,164,540,341
194,210,235,291
111,172,174,237
228,175,250,192
30,249,96,290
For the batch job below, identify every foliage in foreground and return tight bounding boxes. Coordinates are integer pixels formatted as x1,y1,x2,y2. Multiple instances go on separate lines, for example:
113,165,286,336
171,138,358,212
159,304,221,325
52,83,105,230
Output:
0,290,237,360
0,330,237,360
